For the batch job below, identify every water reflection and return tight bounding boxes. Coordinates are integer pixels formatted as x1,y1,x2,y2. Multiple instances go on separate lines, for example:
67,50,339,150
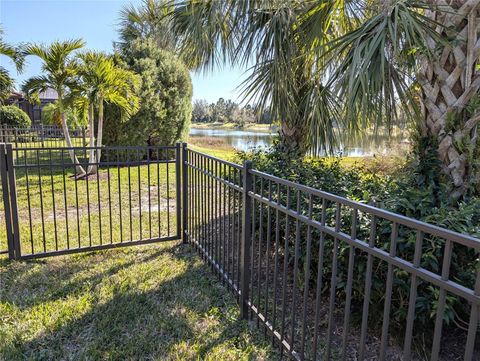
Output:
189,127,408,156
189,127,273,150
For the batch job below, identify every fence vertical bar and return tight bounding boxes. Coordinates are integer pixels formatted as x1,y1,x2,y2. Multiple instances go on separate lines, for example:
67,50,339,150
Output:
182,143,188,243
40,124,45,147
175,143,182,239
464,267,480,360
0,144,15,260
240,160,253,319
5,144,21,259
82,127,87,148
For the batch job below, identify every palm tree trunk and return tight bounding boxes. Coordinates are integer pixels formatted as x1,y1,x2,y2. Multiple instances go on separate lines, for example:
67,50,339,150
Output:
94,98,104,175
61,112,85,176
419,1,480,199
278,120,308,156
87,104,96,174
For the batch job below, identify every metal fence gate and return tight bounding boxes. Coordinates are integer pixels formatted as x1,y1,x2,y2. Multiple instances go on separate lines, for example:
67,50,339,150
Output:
0,143,181,259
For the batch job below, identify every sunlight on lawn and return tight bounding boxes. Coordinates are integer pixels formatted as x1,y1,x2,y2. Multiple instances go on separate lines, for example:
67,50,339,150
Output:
0,241,276,360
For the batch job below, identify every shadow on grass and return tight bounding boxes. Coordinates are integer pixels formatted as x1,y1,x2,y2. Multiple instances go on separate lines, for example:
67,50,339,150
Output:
0,242,275,360
0,246,176,310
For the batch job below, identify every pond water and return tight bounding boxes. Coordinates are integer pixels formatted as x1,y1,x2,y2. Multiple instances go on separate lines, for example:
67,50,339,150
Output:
189,127,408,156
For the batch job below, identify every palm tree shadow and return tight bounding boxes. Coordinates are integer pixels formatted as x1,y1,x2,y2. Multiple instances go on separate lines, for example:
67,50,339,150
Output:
1,242,273,360
0,244,181,310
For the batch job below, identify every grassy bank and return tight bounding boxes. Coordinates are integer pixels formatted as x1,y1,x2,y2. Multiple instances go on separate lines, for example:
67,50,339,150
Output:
191,122,276,133
187,135,405,175
0,241,275,360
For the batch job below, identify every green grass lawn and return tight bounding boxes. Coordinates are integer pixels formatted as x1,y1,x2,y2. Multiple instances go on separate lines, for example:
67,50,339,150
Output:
0,241,276,360
0,146,275,360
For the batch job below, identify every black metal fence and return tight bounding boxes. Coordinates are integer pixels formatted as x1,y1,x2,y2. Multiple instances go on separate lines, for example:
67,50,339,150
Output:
0,143,181,259
0,124,86,148
184,148,480,361
1,139,479,360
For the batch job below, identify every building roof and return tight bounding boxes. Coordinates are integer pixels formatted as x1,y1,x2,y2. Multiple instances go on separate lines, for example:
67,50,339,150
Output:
9,91,24,100
38,88,59,100
8,88,59,103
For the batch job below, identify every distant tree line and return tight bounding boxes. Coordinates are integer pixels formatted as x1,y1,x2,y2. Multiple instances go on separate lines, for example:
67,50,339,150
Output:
192,98,272,126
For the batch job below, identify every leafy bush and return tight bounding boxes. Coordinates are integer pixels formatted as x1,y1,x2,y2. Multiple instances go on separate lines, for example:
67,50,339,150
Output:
238,145,479,344
0,105,31,127
103,38,192,147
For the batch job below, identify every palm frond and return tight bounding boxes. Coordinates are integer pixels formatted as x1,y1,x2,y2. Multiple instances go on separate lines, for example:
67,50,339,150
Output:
118,0,177,53
77,49,140,116
322,0,446,135
0,67,15,101
0,40,24,72
21,75,50,103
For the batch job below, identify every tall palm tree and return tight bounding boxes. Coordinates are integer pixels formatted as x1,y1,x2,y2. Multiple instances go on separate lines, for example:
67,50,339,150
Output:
77,52,139,174
317,1,480,198
148,0,479,198
118,0,177,54
0,28,24,102
22,39,86,175
121,0,341,155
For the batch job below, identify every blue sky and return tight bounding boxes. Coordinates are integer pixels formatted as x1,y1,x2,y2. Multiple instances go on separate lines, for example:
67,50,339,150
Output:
0,0,247,103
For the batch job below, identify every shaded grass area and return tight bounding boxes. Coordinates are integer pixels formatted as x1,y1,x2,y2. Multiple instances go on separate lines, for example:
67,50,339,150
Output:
0,241,277,360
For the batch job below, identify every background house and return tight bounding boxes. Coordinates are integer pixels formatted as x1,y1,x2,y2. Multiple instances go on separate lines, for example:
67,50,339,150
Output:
6,88,58,124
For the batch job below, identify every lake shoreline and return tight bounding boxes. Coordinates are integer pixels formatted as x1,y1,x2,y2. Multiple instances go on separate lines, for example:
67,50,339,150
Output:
191,122,277,134
188,124,410,157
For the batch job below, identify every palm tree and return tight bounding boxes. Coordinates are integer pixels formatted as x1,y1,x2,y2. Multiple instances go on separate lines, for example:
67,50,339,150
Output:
0,28,24,102
147,0,479,198
316,1,480,198
22,39,86,175
118,0,177,55
77,52,139,174
121,0,341,155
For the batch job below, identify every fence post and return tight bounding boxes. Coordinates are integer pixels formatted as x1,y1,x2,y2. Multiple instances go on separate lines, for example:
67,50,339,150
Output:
240,160,253,319
175,143,182,239
0,144,15,260
5,144,21,259
181,143,188,244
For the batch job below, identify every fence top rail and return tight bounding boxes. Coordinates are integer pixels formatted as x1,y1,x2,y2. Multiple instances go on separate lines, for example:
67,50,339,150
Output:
13,159,177,169
187,147,243,170
0,126,84,132
186,147,480,248
249,168,480,249
7,145,177,151
0,124,83,128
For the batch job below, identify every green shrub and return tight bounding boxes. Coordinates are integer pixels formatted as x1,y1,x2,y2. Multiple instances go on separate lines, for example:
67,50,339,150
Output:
103,38,192,148
0,105,31,127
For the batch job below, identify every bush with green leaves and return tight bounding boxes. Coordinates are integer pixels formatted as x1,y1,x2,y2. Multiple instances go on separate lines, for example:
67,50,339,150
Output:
0,105,31,127
103,38,192,148
237,145,479,346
